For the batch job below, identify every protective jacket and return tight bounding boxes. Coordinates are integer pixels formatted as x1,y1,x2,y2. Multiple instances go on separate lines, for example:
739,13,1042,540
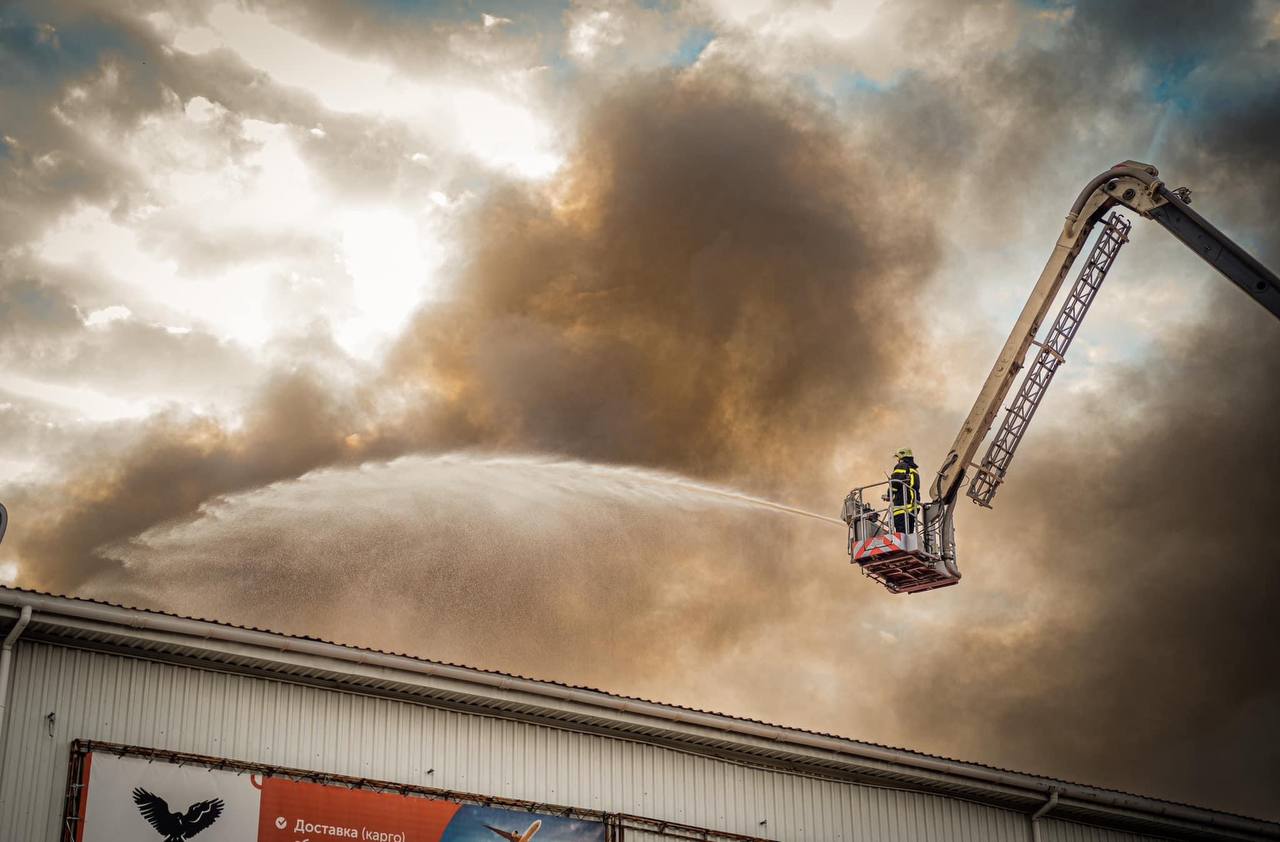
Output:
891,457,921,521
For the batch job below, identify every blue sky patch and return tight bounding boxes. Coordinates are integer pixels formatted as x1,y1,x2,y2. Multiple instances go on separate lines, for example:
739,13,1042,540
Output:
1148,53,1200,109
672,27,714,66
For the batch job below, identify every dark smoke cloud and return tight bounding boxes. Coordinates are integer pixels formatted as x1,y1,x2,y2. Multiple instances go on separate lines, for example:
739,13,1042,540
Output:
834,0,1280,818
885,314,1280,818
11,67,930,587
5,0,1280,824
8,368,378,589
391,71,935,489
7,66,920,751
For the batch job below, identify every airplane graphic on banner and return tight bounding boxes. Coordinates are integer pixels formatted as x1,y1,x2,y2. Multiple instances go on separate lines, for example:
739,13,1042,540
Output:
483,820,541,842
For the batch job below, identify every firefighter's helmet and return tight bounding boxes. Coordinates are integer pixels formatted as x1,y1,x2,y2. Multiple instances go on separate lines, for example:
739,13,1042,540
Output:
894,447,913,460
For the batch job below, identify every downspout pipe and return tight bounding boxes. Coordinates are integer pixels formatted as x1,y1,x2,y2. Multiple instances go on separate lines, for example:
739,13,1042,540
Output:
0,605,33,748
1030,790,1059,842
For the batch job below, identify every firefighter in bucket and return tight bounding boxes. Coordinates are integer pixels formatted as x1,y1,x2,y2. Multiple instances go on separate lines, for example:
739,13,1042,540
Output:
890,448,920,535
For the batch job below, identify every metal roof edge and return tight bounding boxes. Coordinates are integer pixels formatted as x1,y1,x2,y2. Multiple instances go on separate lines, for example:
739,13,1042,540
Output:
2,586,1276,841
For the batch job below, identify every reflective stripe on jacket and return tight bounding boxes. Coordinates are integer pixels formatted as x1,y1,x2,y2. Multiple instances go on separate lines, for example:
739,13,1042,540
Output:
891,460,920,515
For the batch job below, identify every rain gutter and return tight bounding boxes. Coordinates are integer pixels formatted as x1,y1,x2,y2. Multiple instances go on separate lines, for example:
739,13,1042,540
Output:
1,590,1275,840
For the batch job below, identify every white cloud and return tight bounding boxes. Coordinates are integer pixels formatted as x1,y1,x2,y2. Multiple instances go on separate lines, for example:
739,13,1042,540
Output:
440,87,561,177
335,206,446,359
0,374,152,422
35,114,320,348
702,0,882,40
172,25,221,54
563,2,689,72
177,4,562,179
695,0,1018,88
568,9,625,59
35,83,463,364
83,305,133,328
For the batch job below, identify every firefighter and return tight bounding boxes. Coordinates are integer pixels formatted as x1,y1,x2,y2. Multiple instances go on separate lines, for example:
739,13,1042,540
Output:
890,448,920,534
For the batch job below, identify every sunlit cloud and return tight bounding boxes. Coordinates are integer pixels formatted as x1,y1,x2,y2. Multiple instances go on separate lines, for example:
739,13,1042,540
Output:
32,96,444,355
175,4,562,179
702,0,881,40
0,374,153,422
568,9,625,59
335,206,447,359
82,305,133,328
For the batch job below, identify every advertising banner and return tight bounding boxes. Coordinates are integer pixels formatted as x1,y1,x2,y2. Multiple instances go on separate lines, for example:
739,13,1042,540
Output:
77,752,604,842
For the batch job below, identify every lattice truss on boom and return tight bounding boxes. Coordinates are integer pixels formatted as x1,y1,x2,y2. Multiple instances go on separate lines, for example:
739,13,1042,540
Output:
968,211,1132,507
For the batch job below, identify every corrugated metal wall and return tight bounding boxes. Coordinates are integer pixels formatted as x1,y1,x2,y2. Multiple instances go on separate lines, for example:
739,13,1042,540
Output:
0,641,1169,842
1039,821,1160,842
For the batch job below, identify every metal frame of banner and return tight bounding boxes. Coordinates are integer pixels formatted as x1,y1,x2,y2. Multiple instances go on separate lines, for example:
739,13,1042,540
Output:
61,740,772,842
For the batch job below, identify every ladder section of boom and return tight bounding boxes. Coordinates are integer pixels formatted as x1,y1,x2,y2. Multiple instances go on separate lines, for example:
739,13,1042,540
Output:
967,211,1132,507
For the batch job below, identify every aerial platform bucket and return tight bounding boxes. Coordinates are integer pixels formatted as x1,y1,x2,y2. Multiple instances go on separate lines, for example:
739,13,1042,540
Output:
842,483,960,594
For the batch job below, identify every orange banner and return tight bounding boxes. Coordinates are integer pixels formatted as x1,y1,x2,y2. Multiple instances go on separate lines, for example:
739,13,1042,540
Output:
258,778,460,842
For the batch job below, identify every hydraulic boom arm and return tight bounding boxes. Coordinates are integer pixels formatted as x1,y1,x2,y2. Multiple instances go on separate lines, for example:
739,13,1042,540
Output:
930,161,1280,510
845,161,1279,595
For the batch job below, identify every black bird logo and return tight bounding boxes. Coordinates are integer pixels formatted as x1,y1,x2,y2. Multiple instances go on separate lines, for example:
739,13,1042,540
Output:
132,788,224,841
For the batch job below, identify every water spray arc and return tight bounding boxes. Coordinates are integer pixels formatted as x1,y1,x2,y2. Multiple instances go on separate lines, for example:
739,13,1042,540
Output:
93,453,846,653
640,479,845,527
415,454,845,526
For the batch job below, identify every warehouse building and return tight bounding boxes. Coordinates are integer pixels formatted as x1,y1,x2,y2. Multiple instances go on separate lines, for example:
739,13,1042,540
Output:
0,587,1275,842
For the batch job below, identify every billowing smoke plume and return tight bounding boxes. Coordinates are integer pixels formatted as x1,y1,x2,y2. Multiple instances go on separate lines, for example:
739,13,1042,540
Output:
9,69,932,625
883,317,1280,816
849,0,1280,817
8,369,374,589
389,72,934,486
4,0,1280,822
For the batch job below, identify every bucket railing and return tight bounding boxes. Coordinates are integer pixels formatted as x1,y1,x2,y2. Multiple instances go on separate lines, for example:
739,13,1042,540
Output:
842,478,923,545
842,478,961,592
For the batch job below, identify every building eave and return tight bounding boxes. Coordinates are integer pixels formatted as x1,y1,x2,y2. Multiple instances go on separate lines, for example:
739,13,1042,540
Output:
2,587,1275,842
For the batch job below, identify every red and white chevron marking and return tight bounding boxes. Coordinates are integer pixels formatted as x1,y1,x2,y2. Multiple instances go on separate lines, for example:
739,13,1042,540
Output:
850,532,907,560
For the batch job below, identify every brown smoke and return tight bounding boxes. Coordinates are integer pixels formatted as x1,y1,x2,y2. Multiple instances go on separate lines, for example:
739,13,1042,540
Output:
390,71,935,491
9,368,376,589
847,1,1280,817
881,313,1280,817
9,70,932,745
6,0,1280,820
11,68,932,595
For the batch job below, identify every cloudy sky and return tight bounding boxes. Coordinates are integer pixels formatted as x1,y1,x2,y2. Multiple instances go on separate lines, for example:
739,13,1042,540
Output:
3,0,1279,822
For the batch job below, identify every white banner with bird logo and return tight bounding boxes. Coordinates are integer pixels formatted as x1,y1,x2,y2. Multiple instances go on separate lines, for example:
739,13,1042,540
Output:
79,752,259,841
